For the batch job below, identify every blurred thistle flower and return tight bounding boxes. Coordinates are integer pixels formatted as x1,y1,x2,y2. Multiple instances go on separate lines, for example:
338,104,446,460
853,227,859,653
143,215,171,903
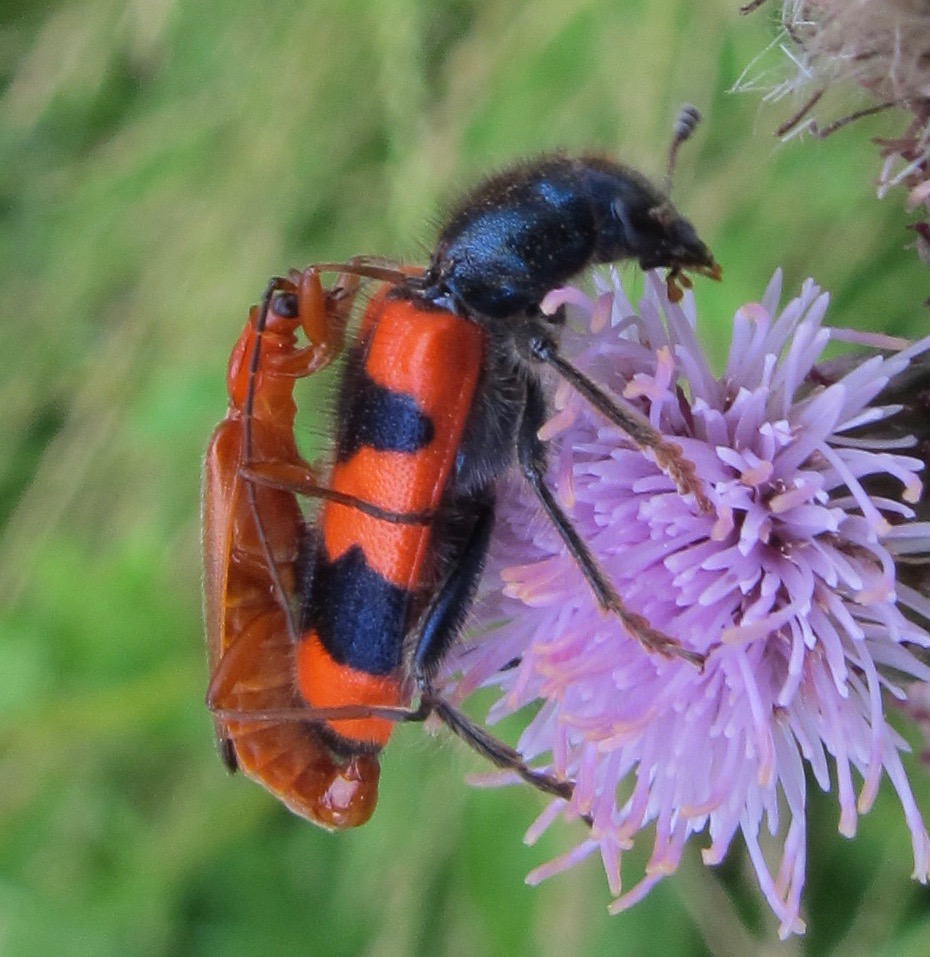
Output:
740,1,930,227
449,269,930,937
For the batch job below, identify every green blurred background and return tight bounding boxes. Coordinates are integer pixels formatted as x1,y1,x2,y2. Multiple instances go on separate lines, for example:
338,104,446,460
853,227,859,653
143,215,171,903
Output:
1,1,928,954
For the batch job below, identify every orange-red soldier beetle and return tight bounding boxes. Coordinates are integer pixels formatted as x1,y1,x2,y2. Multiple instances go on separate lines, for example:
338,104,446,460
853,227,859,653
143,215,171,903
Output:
202,266,386,828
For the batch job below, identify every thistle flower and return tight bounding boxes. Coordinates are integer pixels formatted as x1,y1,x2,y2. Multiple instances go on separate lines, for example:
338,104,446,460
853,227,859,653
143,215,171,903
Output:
449,269,930,937
741,1,930,217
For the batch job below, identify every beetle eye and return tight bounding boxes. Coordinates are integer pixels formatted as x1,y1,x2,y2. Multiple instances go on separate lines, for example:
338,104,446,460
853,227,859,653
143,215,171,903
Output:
272,292,299,318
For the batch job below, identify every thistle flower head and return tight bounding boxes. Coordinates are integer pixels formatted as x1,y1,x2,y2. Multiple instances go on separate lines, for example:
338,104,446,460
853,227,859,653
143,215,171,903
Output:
450,269,930,937
742,1,930,209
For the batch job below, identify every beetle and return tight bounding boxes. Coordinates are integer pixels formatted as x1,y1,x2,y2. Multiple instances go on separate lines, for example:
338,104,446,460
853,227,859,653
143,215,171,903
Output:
279,155,719,770
202,266,385,828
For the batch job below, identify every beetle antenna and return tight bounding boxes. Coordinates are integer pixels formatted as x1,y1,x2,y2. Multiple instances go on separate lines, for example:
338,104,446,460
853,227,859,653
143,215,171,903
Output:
242,278,302,644
665,103,702,192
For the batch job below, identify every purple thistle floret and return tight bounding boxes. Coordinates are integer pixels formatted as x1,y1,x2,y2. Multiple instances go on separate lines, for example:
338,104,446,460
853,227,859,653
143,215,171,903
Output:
448,269,930,937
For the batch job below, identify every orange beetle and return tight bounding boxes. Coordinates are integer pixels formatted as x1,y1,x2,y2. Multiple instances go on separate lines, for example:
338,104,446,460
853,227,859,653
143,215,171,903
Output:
202,266,383,829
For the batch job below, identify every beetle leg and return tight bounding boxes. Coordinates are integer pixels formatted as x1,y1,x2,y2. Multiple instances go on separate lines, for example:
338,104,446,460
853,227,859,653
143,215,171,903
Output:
241,460,437,525
526,329,713,514
402,494,577,803
411,495,495,677
309,255,426,286
421,694,577,804
517,375,705,666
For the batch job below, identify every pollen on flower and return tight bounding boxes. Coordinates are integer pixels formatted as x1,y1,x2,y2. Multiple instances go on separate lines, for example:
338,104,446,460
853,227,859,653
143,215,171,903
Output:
446,268,930,938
